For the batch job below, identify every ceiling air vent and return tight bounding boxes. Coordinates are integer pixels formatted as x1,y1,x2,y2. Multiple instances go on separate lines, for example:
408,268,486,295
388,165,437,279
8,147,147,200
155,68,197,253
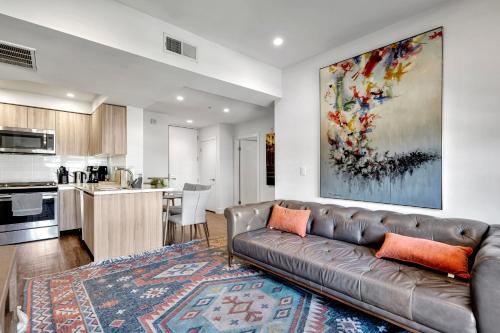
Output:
0,41,37,70
164,34,197,61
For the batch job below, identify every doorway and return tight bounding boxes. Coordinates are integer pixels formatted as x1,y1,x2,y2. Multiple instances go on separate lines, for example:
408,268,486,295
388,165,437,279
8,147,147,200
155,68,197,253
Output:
168,126,199,190
199,138,217,212
237,136,259,205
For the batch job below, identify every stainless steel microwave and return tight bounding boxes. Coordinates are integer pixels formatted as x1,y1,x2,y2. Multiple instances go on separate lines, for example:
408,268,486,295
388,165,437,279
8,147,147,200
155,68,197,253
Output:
0,126,56,155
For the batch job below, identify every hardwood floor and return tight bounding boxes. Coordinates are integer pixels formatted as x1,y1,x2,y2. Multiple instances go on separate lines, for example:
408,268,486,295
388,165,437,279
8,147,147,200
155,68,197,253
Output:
15,212,227,305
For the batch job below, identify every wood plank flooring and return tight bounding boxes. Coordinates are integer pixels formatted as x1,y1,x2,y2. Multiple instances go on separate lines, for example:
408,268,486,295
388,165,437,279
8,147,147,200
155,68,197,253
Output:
15,212,227,305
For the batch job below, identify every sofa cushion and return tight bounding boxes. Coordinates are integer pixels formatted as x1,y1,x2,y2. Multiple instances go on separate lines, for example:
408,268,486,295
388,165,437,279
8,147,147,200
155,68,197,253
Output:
268,205,311,237
233,228,477,333
278,200,489,251
376,232,473,278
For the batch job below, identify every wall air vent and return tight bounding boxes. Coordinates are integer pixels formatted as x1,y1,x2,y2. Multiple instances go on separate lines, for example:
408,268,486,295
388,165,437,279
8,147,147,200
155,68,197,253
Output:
0,41,37,70
164,34,197,61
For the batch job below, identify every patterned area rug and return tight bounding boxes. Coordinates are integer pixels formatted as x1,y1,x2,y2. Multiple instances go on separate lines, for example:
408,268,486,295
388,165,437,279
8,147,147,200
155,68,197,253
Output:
24,240,408,332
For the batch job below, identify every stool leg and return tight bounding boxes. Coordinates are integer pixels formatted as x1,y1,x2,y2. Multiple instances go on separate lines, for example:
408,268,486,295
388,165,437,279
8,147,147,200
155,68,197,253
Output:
203,222,210,247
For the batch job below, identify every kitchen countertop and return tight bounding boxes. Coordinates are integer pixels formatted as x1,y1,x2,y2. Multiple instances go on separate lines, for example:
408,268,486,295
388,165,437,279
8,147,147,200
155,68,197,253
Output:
73,183,176,196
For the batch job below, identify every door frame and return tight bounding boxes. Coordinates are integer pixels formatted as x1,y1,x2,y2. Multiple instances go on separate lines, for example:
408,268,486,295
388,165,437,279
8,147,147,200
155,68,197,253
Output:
199,136,217,212
234,133,260,205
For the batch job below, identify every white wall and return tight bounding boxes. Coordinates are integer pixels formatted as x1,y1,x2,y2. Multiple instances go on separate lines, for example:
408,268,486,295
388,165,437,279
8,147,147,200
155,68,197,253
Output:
125,106,144,175
199,124,234,213
1,0,281,99
0,88,91,113
275,0,500,224
233,114,275,203
143,111,170,180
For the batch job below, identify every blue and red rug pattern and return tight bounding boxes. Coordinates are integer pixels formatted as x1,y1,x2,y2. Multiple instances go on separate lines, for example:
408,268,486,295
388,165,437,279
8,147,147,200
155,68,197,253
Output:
24,240,407,332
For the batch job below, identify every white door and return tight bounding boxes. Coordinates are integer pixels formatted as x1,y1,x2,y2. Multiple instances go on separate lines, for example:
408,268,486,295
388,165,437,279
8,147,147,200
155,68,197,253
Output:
168,126,199,190
238,138,259,204
199,138,217,211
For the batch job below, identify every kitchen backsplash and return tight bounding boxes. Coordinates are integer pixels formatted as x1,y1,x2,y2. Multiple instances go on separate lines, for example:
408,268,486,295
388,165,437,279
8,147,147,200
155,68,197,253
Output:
0,154,108,183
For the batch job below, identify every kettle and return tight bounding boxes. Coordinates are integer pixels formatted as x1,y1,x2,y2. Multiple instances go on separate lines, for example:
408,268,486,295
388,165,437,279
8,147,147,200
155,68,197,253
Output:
73,171,87,184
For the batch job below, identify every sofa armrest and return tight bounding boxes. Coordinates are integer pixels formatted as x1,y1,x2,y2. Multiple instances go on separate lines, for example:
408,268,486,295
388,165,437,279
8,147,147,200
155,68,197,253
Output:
224,201,279,256
471,225,500,333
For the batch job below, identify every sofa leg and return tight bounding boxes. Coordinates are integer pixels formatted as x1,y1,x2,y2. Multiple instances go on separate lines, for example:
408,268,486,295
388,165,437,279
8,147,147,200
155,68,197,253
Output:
228,253,233,267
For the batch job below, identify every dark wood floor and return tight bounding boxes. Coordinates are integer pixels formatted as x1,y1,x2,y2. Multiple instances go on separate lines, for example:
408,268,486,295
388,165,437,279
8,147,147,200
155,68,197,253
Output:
15,212,227,305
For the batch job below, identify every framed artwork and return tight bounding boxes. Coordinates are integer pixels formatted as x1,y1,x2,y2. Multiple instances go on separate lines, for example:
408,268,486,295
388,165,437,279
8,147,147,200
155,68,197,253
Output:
266,133,275,186
320,27,443,208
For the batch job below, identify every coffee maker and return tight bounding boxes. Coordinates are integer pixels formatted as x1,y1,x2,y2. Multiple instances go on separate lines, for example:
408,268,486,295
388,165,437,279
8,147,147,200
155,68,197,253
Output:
97,166,108,181
87,166,99,183
57,166,69,184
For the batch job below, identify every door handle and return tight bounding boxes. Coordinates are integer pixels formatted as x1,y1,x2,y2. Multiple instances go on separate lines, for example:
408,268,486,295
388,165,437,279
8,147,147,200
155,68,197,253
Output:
210,178,216,181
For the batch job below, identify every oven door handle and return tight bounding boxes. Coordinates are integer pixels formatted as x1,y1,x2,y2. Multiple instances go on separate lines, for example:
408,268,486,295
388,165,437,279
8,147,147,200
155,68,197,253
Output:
0,193,58,201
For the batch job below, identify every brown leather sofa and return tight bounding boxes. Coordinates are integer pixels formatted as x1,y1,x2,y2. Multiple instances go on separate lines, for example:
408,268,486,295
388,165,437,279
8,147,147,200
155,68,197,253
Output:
225,200,500,333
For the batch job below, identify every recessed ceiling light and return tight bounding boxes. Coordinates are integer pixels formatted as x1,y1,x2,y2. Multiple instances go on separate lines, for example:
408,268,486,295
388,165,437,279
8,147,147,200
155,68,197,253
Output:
176,95,184,101
66,92,75,98
223,108,230,113
273,37,284,46
186,119,193,124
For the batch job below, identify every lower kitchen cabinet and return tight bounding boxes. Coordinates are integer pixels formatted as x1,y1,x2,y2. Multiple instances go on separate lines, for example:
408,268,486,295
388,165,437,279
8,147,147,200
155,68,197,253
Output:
58,188,81,231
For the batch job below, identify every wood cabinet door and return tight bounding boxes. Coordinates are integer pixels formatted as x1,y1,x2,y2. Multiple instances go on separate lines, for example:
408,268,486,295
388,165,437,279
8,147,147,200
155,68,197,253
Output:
74,113,90,156
89,104,126,156
82,193,94,256
56,112,90,156
27,107,56,130
0,104,28,128
58,189,80,231
90,106,103,155
112,105,127,155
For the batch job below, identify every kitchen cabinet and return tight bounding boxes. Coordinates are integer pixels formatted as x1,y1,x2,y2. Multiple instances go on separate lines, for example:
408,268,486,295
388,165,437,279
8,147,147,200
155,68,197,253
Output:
90,104,127,156
82,192,95,255
27,107,56,130
0,103,28,128
58,188,81,231
56,111,90,156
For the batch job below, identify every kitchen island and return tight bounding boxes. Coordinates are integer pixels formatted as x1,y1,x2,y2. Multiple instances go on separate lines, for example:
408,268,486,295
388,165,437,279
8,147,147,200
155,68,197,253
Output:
75,184,175,262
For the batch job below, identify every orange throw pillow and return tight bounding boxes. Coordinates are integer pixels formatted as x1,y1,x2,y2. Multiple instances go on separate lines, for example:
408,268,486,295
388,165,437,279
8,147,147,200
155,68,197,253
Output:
267,205,311,237
376,233,473,279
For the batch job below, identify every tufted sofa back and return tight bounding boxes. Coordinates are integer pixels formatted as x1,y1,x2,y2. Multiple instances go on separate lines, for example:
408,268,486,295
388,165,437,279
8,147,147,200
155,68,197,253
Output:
278,200,490,250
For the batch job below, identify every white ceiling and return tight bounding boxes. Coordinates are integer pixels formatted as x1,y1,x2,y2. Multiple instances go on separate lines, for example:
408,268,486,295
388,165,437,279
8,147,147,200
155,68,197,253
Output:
0,14,272,127
0,80,96,102
145,88,271,128
115,0,451,68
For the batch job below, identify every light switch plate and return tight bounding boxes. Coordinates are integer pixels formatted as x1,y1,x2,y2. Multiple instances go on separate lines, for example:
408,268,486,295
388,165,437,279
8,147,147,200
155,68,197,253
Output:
300,167,307,176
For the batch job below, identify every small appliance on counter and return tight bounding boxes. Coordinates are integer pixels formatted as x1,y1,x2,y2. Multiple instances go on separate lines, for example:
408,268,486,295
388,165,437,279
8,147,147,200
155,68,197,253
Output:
73,171,87,184
87,166,99,183
97,166,108,181
57,166,69,184
87,166,108,183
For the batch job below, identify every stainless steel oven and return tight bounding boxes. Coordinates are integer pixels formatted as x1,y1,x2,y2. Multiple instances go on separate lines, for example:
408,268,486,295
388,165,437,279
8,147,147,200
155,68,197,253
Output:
0,182,58,245
0,126,55,155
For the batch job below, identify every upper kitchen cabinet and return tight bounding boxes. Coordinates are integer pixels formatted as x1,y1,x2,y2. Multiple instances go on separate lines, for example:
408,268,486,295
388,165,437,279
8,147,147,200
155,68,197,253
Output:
90,104,127,156
27,107,56,130
56,112,90,156
0,103,28,128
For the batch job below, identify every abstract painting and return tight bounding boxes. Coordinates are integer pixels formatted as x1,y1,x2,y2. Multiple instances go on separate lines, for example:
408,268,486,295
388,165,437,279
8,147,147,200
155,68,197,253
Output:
320,28,443,208
266,133,275,186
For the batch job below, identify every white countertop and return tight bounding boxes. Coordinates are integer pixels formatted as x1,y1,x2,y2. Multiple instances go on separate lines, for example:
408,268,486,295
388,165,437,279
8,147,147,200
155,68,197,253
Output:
67,183,176,195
